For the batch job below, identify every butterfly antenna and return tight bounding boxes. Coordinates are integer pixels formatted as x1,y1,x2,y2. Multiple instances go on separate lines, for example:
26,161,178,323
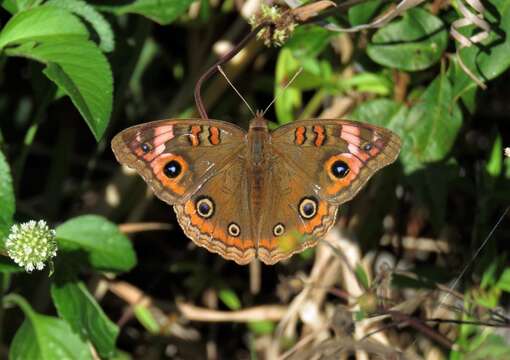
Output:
262,67,303,117
217,65,255,117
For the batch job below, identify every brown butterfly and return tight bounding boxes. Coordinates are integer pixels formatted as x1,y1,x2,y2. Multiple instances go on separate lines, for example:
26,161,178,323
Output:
111,114,400,265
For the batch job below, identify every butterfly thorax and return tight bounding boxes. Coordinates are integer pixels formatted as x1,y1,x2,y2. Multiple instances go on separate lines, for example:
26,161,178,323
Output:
248,115,270,166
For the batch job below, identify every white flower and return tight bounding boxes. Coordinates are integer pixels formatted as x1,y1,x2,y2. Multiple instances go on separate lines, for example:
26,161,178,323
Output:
5,220,57,273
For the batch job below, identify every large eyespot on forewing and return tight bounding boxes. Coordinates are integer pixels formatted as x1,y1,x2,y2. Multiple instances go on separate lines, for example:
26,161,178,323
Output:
150,153,190,195
322,153,362,196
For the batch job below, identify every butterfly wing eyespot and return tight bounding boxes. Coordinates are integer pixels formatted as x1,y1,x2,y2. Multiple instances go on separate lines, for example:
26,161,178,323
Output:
228,222,241,237
273,223,286,236
195,196,215,219
151,154,189,195
298,197,318,219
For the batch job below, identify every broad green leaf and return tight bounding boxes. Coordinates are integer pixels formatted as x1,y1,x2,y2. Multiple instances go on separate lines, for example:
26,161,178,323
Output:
51,269,119,358
0,150,15,245
47,0,115,52
0,5,87,49
343,72,393,96
367,8,447,71
285,25,332,60
56,215,136,272
219,289,241,310
1,0,44,13
8,295,92,360
348,0,382,26
350,98,408,132
351,95,461,174
451,0,510,99
401,75,462,172
97,0,195,25
8,39,113,140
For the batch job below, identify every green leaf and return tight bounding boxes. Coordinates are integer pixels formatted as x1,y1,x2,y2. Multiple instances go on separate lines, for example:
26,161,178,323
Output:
451,0,510,99
348,0,382,26
285,25,332,60
0,5,88,49
351,91,461,174
497,268,510,292
486,136,503,177
56,215,136,272
343,72,393,96
275,48,302,124
51,268,119,358
0,150,15,246
7,295,92,360
133,305,160,334
248,320,275,335
8,40,113,141
354,264,370,290
400,74,462,173
1,0,44,14
47,0,115,52
367,8,448,71
97,0,195,25
350,98,408,132
219,289,241,310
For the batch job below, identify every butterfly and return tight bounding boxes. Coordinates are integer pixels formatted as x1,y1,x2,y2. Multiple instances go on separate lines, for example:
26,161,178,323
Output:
111,114,400,265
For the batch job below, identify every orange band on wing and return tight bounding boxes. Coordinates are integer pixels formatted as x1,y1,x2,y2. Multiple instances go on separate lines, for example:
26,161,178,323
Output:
295,127,306,145
313,125,325,147
190,125,202,146
209,127,220,145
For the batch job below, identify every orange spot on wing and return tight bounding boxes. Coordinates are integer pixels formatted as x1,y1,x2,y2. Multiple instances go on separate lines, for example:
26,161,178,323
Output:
313,125,325,147
209,127,220,145
295,127,306,145
190,125,201,146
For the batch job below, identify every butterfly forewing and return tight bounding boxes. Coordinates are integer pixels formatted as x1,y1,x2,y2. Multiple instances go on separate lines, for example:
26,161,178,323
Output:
111,119,246,205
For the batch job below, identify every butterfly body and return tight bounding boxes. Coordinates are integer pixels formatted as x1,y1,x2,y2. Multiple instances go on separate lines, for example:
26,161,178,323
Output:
112,115,400,265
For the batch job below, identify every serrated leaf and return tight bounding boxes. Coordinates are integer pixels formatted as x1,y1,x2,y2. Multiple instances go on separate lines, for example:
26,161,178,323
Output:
47,0,115,52
219,289,241,310
7,39,113,140
97,0,195,25
367,8,447,71
56,215,136,272
0,5,87,49
51,268,119,358
0,150,15,246
8,295,92,360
